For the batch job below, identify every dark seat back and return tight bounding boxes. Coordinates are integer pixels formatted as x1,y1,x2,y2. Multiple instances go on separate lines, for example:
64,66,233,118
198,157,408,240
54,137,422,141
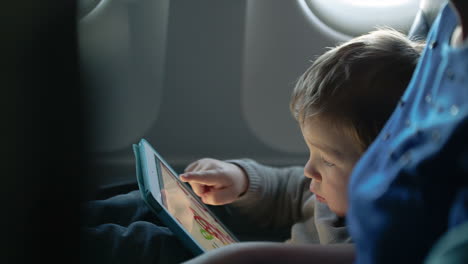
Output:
408,0,448,40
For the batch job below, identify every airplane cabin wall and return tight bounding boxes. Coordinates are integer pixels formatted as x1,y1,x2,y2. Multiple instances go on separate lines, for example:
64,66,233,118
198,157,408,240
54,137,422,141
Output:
79,0,412,188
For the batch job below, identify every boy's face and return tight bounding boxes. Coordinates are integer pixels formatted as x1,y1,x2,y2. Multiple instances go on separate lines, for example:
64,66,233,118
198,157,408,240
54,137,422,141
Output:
301,116,362,217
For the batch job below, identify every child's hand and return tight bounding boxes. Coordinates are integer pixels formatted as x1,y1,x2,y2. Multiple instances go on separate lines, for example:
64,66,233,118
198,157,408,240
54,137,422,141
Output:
179,158,249,205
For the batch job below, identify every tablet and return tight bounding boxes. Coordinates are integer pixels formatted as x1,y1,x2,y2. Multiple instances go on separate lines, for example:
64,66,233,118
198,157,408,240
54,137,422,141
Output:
133,139,238,256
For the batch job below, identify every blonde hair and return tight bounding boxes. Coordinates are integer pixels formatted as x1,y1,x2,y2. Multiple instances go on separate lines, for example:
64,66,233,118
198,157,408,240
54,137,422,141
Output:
290,28,425,152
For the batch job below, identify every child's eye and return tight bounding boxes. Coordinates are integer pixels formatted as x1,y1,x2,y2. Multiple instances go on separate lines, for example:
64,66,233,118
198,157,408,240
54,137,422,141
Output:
321,156,335,167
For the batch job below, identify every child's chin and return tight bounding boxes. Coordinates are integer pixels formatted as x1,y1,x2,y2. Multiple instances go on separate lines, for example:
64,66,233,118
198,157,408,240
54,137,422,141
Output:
335,211,346,217
331,210,346,217
329,207,346,217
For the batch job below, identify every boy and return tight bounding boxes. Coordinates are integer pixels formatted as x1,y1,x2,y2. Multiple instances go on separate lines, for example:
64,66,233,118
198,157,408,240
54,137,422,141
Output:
81,28,424,263
180,28,424,247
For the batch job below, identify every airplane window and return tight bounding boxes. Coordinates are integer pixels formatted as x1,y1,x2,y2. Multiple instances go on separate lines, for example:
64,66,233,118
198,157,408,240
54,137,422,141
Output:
299,0,421,37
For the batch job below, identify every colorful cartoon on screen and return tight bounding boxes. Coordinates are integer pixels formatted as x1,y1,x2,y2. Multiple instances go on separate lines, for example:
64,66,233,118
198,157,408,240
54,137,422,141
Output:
159,161,236,250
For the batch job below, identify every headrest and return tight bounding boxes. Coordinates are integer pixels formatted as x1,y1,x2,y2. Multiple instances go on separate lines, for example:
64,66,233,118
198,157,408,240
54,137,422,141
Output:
78,0,101,20
408,0,448,40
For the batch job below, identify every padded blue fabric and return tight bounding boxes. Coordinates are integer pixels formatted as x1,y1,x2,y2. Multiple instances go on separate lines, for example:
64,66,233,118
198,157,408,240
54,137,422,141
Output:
348,4,468,264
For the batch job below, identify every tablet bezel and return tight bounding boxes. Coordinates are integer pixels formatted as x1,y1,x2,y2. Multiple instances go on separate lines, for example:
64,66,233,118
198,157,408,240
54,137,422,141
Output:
135,138,239,255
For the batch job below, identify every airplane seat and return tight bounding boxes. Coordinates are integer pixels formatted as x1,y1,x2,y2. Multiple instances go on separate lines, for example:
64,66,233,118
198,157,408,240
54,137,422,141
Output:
408,0,447,40
425,221,468,264
78,0,170,200
407,1,468,263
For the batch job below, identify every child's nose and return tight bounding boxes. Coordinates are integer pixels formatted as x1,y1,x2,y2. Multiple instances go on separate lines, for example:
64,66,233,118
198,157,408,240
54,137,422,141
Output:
304,160,322,182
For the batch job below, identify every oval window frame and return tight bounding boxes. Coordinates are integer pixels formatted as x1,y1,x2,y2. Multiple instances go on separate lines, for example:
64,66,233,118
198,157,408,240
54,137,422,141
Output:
298,0,421,37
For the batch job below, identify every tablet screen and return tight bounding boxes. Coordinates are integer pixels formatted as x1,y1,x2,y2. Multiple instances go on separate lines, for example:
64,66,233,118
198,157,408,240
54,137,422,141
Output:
156,155,237,251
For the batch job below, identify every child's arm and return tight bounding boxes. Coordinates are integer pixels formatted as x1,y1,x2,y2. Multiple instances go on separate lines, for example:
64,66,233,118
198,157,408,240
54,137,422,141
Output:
180,158,249,205
181,158,309,230
228,159,308,229
182,242,355,264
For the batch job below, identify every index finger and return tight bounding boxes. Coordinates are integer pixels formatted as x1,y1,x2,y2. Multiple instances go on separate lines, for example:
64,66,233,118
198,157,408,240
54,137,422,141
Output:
179,170,228,186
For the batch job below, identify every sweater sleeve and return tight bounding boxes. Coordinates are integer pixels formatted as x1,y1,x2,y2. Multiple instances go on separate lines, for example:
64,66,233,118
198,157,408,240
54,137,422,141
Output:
227,159,311,230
